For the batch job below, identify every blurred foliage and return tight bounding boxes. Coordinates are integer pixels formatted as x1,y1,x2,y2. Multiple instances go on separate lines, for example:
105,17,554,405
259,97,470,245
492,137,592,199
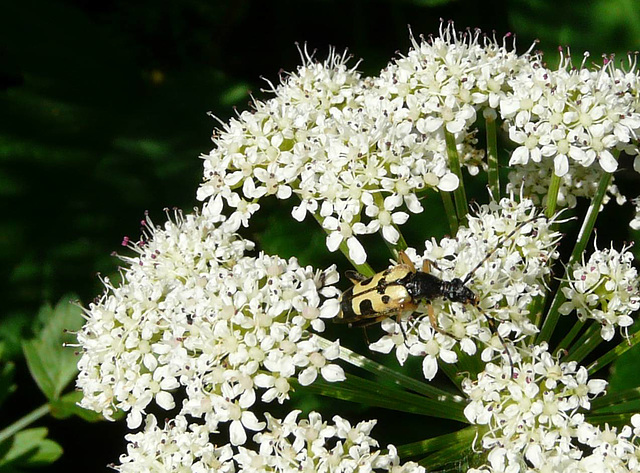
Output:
0,0,639,471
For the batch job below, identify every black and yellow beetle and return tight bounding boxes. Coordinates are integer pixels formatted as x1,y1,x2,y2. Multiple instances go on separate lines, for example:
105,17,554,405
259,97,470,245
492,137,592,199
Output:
336,214,546,330
336,250,477,331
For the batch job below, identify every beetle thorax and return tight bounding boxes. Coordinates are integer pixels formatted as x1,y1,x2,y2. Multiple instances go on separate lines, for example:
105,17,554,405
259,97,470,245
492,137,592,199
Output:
441,278,478,305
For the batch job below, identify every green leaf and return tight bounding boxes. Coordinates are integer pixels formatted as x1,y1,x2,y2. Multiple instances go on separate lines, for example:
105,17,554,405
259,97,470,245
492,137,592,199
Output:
22,295,84,400
0,427,62,469
49,391,104,422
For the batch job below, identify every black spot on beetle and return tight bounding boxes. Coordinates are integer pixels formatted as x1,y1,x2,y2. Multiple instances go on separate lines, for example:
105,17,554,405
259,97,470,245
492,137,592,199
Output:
358,298,376,316
381,295,391,304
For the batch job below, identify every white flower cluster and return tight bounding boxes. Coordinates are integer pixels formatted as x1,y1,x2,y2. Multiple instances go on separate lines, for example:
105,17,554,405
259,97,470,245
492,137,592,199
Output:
505,51,640,207
197,25,544,264
76,204,343,444
463,343,612,472
115,411,425,473
560,245,640,340
369,196,560,380
507,158,626,209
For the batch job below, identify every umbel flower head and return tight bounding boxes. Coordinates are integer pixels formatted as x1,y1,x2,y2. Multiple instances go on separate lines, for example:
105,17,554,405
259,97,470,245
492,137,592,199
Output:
76,21,640,473
76,203,344,442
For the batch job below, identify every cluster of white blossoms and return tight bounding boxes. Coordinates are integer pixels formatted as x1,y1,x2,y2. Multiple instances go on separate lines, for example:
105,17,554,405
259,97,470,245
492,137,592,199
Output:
559,245,640,341
76,21,640,473
369,196,561,380
115,411,425,473
76,203,345,444
197,24,548,265
504,51,640,207
506,158,626,209
463,343,640,473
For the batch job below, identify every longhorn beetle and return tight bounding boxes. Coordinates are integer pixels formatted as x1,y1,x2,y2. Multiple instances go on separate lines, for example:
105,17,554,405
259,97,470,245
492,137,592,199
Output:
336,215,547,376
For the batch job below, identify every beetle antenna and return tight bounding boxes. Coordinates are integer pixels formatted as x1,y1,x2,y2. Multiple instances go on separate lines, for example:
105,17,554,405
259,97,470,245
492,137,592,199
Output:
485,315,515,378
461,214,546,285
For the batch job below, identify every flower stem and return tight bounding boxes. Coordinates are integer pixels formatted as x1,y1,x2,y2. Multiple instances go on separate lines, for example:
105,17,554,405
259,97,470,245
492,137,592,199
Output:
0,403,51,444
397,425,478,459
545,173,562,218
485,113,500,199
440,191,459,235
587,328,640,375
317,337,465,403
536,171,612,344
444,130,468,222
553,319,585,356
565,321,602,364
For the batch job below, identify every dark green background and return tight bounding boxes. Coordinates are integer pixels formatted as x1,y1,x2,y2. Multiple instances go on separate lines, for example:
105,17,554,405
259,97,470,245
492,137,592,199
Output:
1,0,639,471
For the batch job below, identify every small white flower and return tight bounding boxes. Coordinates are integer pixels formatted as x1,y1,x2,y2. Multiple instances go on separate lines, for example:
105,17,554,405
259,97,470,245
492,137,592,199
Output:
560,244,640,340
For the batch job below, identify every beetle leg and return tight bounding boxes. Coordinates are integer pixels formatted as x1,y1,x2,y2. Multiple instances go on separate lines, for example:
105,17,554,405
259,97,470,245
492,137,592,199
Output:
427,303,447,334
397,251,416,272
345,270,367,284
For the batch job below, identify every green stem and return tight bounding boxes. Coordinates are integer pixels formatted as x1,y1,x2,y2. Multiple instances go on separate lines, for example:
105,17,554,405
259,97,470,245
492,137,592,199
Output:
444,130,468,222
545,173,562,219
311,211,375,277
440,191,459,235
536,172,612,344
565,322,603,364
553,319,585,356
0,403,51,444
586,413,632,426
397,426,478,458
587,327,640,375
591,387,640,411
485,112,500,199
316,337,465,403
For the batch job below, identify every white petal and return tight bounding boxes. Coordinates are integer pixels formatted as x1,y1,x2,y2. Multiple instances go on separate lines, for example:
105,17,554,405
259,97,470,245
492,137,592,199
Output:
321,364,346,382
126,410,143,429
230,420,247,445
422,355,439,381
347,237,367,265
382,225,399,244
291,205,307,222
369,337,395,354
241,411,266,431
439,349,458,364
437,173,459,192
554,154,569,177
156,391,175,410
326,232,343,252
509,146,530,165
404,194,423,213
392,212,409,225
598,150,618,173
298,367,318,386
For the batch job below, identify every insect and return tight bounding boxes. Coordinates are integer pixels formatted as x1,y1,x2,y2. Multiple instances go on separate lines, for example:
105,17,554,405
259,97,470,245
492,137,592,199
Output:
336,251,477,331
336,215,545,375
